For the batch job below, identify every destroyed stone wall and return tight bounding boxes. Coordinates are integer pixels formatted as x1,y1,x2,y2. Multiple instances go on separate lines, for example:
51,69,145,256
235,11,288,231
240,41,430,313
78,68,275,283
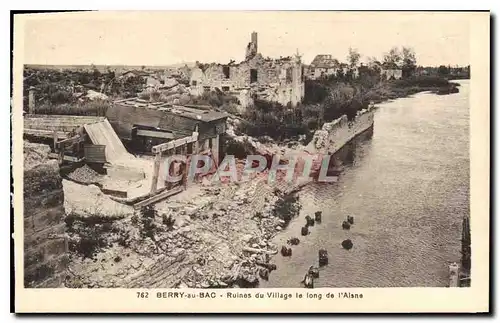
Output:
189,54,305,107
24,142,68,287
306,107,375,154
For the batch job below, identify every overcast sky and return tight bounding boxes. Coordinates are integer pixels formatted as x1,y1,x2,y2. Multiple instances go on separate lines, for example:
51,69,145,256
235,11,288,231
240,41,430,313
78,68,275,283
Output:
21,11,471,67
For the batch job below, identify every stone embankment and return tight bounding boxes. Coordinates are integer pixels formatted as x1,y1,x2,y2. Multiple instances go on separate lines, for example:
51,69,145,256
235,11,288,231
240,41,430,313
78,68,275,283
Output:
24,142,69,287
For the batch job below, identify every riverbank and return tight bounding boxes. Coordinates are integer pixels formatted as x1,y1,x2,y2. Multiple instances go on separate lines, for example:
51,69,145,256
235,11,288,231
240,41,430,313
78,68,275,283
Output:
364,76,461,104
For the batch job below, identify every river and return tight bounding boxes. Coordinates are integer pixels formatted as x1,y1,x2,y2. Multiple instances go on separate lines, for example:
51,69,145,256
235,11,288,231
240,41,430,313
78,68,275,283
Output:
261,80,470,288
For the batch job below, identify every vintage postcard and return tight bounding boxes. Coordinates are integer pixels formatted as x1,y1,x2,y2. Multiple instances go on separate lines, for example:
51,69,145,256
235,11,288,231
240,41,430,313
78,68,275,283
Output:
12,11,490,313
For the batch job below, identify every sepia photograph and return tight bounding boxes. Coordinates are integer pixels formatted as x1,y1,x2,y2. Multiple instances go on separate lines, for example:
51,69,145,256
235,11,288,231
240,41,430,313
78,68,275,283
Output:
11,10,490,313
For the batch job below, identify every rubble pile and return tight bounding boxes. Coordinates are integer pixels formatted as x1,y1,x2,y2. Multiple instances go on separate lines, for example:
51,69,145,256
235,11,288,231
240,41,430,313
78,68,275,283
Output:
140,78,192,104
63,173,290,288
24,141,51,168
66,164,102,185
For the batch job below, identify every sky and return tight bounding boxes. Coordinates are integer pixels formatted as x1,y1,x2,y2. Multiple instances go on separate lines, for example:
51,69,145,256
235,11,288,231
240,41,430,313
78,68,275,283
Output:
20,11,471,67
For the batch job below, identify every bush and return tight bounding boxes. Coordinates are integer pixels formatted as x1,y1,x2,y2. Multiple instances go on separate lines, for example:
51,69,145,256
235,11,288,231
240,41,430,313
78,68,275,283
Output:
238,99,309,142
65,212,124,259
303,80,329,104
272,192,302,227
139,205,158,240
187,89,240,114
391,75,450,88
162,213,175,229
49,90,74,105
222,135,257,159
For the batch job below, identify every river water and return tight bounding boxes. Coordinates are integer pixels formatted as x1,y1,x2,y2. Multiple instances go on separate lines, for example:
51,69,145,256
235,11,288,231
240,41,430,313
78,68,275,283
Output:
262,80,470,288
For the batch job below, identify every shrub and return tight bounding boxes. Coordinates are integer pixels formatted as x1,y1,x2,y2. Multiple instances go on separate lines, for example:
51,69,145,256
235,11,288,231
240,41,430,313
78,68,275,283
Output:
238,99,309,142
162,213,175,229
222,135,257,159
139,205,158,240
272,192,302,227
64,212,125,259
49,90,74,105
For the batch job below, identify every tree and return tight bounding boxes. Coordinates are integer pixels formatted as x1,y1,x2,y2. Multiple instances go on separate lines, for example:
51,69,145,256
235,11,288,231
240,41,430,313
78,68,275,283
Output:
347,47,361,68
438,65,450,76
383,47,402,68
401,47,417,77
402,47,416,67
367,56,382,74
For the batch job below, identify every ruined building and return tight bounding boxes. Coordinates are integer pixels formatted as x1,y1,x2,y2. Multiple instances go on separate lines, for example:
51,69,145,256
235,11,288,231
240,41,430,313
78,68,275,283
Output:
307,54,359,80
189,32,305,108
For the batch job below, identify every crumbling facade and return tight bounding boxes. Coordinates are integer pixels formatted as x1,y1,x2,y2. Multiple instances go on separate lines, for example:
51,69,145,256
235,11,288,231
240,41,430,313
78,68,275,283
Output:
189,32,305,108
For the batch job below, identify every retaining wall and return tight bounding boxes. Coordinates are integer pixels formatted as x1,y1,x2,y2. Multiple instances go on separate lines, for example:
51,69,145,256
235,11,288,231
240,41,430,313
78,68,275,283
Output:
24,142,68,287
306,107,375,155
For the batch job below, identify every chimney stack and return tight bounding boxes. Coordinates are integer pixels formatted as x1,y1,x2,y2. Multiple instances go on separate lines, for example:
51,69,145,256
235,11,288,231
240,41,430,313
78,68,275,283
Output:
251,31,258,52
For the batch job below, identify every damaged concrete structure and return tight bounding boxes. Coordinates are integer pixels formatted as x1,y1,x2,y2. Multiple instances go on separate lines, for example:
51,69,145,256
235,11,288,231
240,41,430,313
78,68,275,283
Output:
107,98,228,159
307,54,359,80
106,98,229,202
189,32,305,108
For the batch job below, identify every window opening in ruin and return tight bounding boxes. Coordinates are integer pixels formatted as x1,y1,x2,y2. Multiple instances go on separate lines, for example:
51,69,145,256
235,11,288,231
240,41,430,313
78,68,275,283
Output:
250,69,258,83
222,86,230,92
223,66,230,79
286,67,293,83
192,80,197,86
203,86,211,92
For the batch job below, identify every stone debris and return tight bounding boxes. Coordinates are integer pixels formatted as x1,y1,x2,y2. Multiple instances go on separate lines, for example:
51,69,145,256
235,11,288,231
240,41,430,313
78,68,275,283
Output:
66,164,102,184
23,141,52,171
63,173,290,289
86,90,109,101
